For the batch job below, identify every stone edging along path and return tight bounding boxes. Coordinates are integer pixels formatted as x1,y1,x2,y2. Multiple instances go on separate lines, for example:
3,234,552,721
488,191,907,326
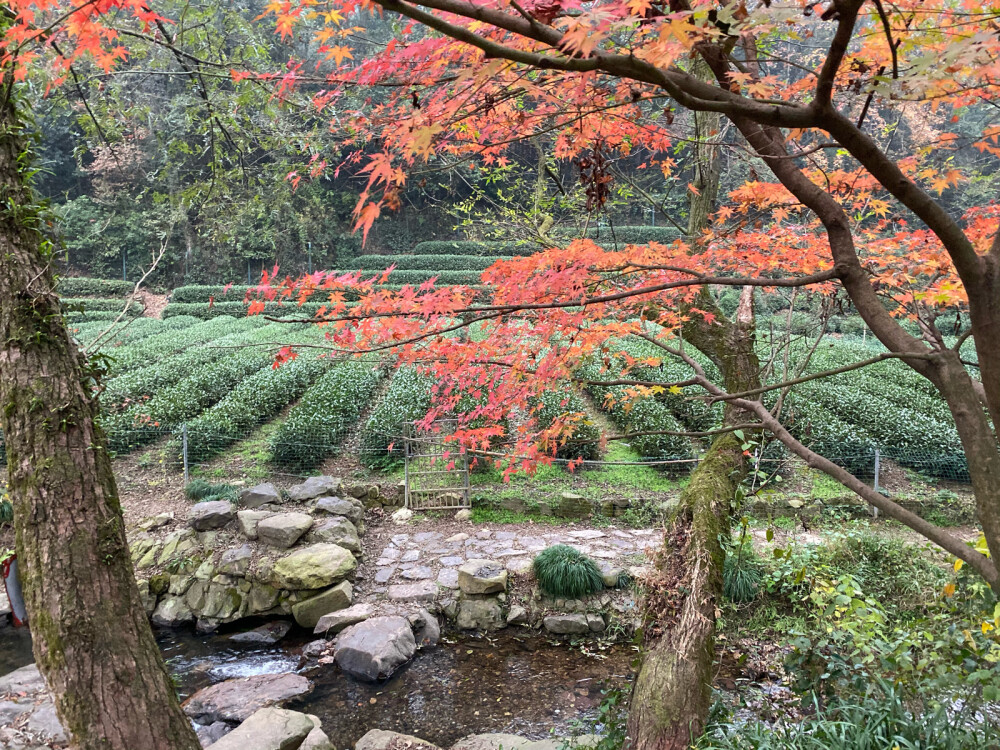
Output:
124,475,661,639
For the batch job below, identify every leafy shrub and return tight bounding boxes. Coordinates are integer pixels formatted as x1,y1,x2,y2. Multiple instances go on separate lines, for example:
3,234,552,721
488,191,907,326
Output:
555,224,682,247
101,318,266,406
339,254,507,272
270,358,385,470
162,301,327,320
61,298,144,316
331,269,481,286
105,323,288,453
700,682,1000,749
171,285,254,303
533,544,605,598
359,366,433,469
58,277,135,297
532,389,602,461
412,240,541,257
184,479,237,503
176,340,332,463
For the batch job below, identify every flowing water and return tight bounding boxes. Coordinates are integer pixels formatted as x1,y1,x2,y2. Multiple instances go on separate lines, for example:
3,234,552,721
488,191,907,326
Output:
2,623,634,747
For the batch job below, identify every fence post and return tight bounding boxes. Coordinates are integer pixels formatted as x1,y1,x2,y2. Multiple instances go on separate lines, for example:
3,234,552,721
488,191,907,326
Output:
872,447,881,518
182,423,190,485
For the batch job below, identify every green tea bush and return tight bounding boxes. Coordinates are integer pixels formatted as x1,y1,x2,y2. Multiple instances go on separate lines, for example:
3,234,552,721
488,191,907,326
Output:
162,301,326,320
532,389,602,461
331,269,481,286
171,285,253,303
412,240,541,257
57,277,135,297
177,343,332,463
556,224,682,247
533,544,605,598
105,324,287,453
340,254,507,272
359,366,433,469
272,359,386,470
71,316,194,348
62,298,144,316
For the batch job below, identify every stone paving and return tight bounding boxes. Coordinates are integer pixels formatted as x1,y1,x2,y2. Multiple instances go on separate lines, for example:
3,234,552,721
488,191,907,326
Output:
368,526,661,602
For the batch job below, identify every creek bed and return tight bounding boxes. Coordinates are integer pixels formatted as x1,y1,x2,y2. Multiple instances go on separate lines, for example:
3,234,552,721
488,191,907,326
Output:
161,627,634,748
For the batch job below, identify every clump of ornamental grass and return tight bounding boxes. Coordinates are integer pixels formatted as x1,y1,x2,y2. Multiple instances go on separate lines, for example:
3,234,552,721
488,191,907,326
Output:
533,544,605,599
723,544,763,603
184,479,238,503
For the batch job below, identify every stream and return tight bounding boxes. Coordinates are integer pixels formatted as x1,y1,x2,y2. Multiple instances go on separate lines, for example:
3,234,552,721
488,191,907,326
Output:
2,624,635,748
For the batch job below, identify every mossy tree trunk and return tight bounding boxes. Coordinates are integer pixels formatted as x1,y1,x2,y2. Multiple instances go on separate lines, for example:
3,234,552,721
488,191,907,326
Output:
626,63,760,748
0,66,201,750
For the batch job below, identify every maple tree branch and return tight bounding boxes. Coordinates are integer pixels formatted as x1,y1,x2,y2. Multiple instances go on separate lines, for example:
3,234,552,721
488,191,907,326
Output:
814,0,865,108
706,350,938,404
871,0,900,79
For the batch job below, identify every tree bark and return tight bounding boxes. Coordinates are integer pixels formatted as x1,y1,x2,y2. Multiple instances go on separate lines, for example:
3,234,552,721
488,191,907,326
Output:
0,69,201,750
626,79,760,748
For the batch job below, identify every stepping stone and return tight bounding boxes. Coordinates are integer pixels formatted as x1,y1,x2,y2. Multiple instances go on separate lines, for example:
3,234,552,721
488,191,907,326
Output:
387,581,438,602
374,567,395,584
439,556,465,566
437,568,459,589
446,533,470,542
413,531,443,543
230,621,292,644
495,549,528,557
401,549,421,562
475,530,493,539
391,534,410,544
505,557,534,575
495,531,517,541
314,603,375,635
401,566,434,581
458,560,507,595
567,544,591,554
517,536,546,551
380,547,401,562
569,530,606,540
591,550,618,559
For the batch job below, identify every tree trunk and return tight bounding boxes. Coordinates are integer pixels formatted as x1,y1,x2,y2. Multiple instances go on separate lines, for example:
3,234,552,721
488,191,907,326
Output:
626,433,747,750
0,69,201,750
626,73,760,747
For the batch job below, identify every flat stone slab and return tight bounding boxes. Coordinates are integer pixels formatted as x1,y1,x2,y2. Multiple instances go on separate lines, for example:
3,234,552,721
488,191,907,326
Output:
334,616,416,681
257,512,313,549
188,501,234,531
230,620,292,644
292,581,353,629
387,581,438,602
182,673,312,724
314,603,375,635
458,559,507,595
287,475,342,502
543,614,591,635
203,707,315,750
401,566,434,580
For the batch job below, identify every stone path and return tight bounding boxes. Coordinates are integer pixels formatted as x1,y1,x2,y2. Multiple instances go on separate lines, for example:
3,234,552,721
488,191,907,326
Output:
367,526,661,603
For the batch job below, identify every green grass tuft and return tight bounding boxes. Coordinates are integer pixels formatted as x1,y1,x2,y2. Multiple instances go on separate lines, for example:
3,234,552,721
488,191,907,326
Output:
723,547,762,603
533,544,605,598
184,479,237,503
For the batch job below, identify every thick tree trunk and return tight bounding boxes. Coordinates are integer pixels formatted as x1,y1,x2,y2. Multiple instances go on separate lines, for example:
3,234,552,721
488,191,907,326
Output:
626,433,746,750
0,72,201,750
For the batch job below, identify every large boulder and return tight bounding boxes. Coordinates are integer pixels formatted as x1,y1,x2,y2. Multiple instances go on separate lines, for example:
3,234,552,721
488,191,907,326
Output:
301,725,335,750
238,510,274,540
355,730,440,750
458,560,507,595
151,595,194,627
258,513,314,549
270,544,356,590
334,616,416,680
204,707,315,750
189,501,235,531
287,476,342,503
182,673,312,724
312,496,363,526
291,581,353,628
240,483,282,509
304,516,361,552
408,608,440,648
314,602,374,635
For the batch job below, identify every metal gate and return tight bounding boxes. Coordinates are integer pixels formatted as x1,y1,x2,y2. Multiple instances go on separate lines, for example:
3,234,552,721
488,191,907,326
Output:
404,419,471,510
